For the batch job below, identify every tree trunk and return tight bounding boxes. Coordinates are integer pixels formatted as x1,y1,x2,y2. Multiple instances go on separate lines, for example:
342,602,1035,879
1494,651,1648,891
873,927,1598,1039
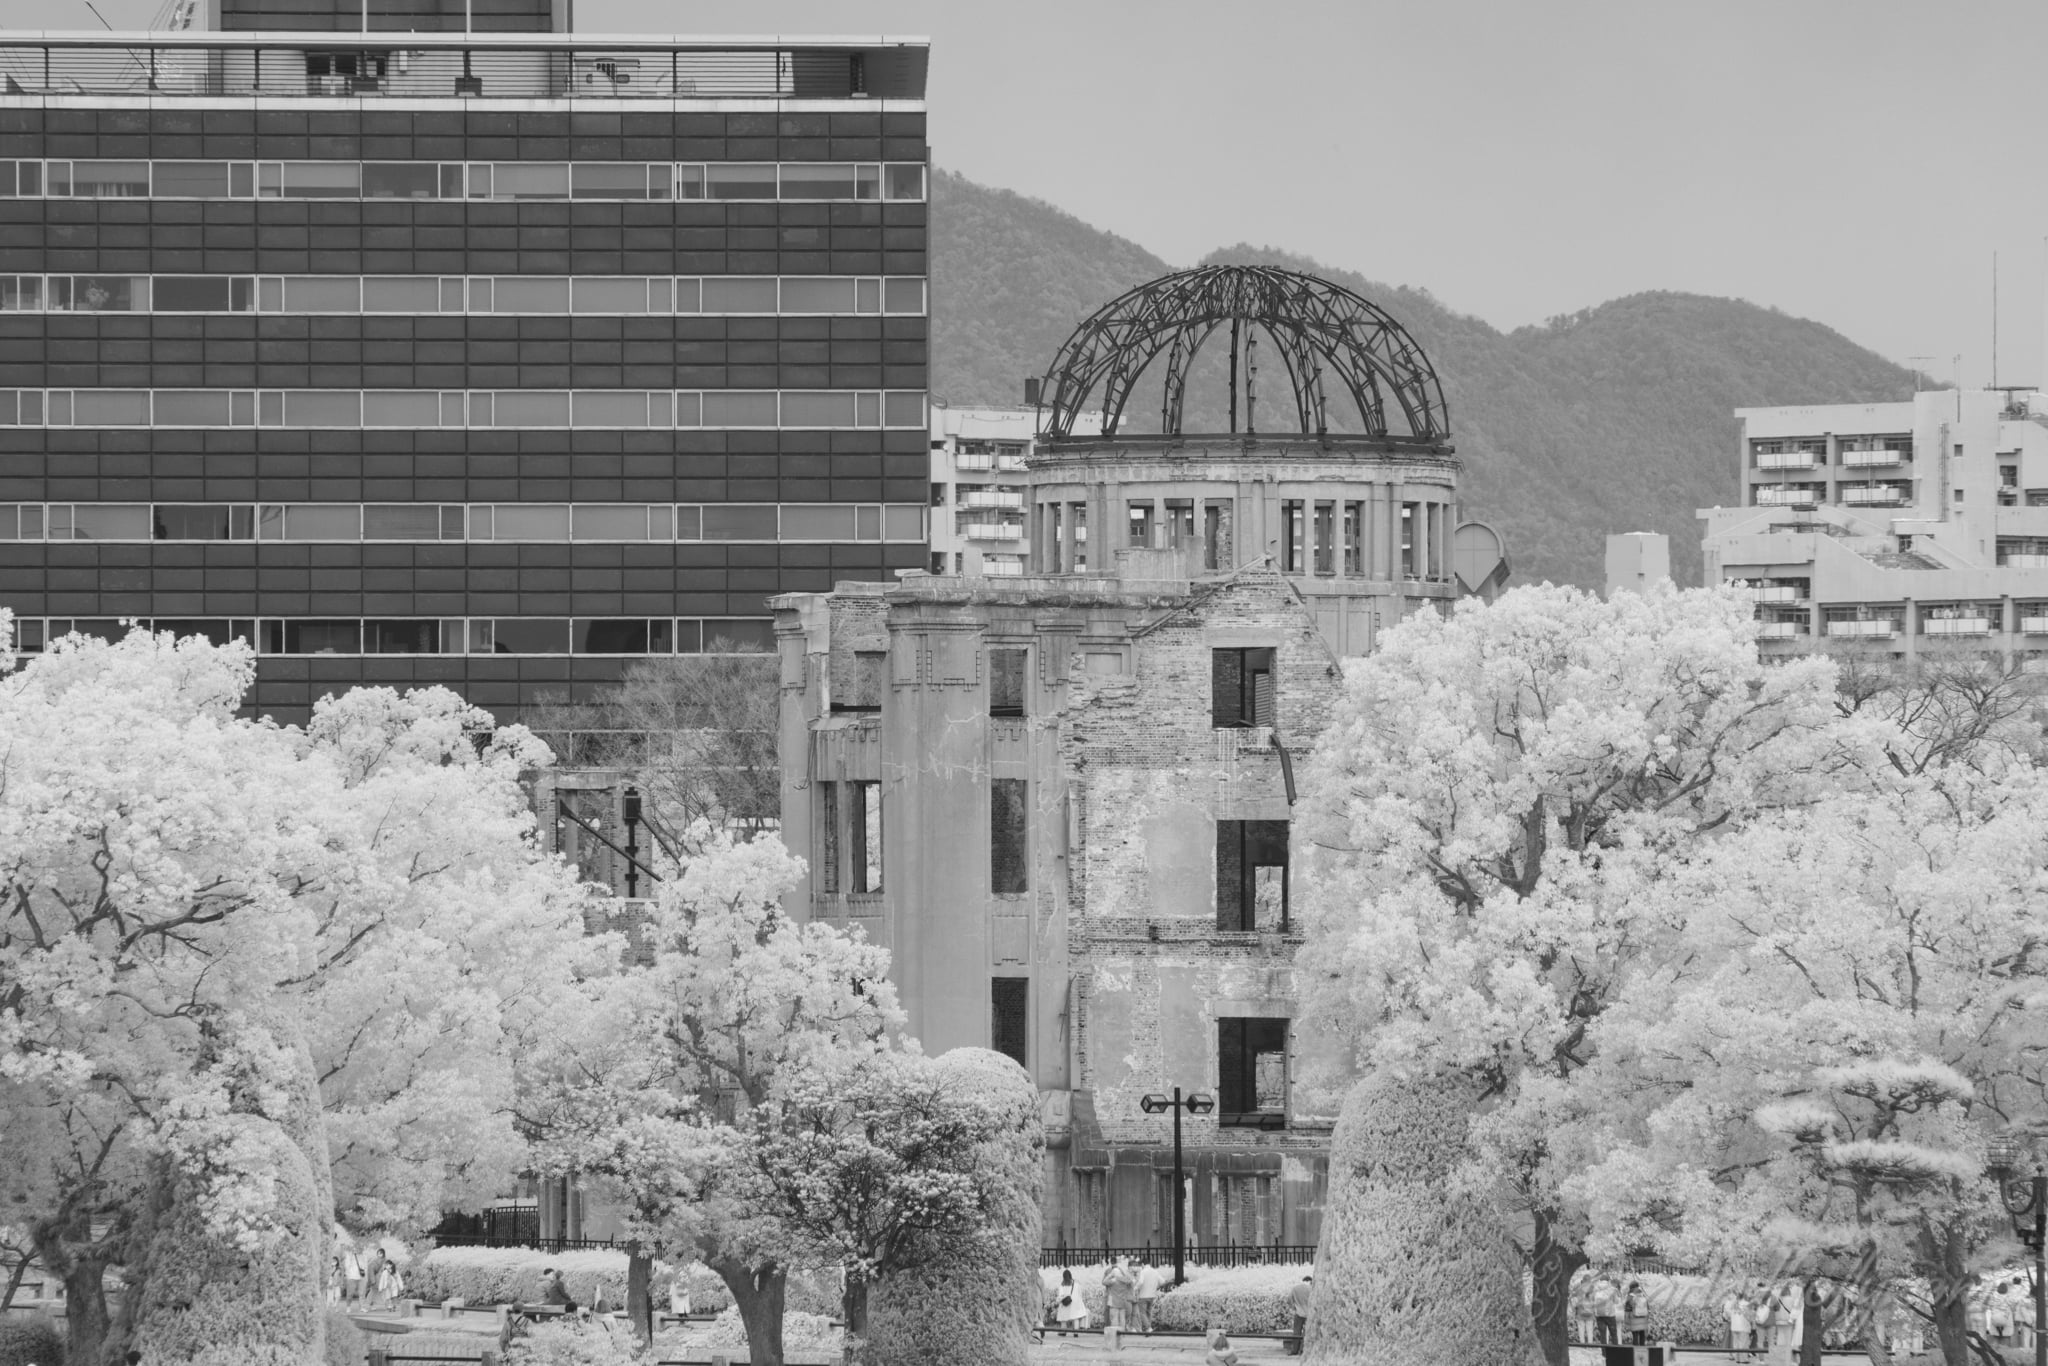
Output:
711,1255,785,1366
841,1266,868,1366
626,1248,653,1348
1528,1208,1585,1366
63,1256,111,1365
1799,1280,1826,1366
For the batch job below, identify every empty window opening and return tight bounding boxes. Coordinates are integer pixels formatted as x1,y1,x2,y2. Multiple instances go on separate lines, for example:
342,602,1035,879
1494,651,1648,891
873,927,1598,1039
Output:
992,977,1029,1069
1343,501,1362,575
1204,500,1231,571
1401,503,1417,577
990,647,1027,718
1212,647,1275,729
1282,499,1305,573
849,780,882,893
1217,1017,1289,1127
991,777,1029,893
1217,819,1288,931
820,783,841,894
1127,500,1154,548
1164,499,1195,549
1313,501,1335,575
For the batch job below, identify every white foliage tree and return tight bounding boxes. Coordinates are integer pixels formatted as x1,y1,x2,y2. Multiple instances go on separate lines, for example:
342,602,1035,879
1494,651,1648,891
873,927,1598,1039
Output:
1297,583,1862,1365
0,621,596,1362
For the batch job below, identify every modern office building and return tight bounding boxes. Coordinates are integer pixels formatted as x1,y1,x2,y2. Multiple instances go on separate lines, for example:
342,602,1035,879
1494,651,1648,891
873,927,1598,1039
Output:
775,267,1509,1250
1700,388,2048,663
0,5,929,724
926,402,1101,578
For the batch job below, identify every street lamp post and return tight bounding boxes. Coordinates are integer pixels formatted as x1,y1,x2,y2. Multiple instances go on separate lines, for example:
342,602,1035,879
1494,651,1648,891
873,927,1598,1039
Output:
621,786,642,899
1139,1087,1214,1288
1986,1135,2047,1366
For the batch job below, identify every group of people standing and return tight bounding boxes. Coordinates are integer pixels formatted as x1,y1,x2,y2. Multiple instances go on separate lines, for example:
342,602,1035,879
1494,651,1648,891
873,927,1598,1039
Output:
1576,1275,1653,1346
1047,1256,1166,1335
1718,1283,1798,1364
1975,1276,2039,1347
330,1241,404,1310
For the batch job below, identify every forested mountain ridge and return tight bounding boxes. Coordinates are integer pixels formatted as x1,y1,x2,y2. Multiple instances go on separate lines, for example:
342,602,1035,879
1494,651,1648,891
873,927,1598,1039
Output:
929,169,1919,588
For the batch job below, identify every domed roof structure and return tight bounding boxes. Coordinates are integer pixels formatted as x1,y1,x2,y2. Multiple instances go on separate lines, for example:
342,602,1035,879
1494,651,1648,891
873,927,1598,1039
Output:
1037,264,1450,446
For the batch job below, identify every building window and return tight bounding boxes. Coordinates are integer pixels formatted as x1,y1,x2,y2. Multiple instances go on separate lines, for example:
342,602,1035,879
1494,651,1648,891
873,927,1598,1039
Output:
1282,500,1304,573
849,780,882,894
992,977,1028,1069
1127,501,1153,548
1217,1017,1289,1128
1216,819,1289,931
831,651,884,713
1313,501,1335,575
991,778,1029,894
1343,501,1362,575
1164,499,1195,549
989,648,1027,718
1401,503,1417,576
820,783,841,894
1211,647,1275,729
1204,500,1230,571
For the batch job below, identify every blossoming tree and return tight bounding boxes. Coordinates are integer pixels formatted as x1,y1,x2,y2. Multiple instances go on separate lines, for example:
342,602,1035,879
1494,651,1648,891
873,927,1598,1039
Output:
0,620,595,1362
1297,584,1857,1366
1572,748,2048,1366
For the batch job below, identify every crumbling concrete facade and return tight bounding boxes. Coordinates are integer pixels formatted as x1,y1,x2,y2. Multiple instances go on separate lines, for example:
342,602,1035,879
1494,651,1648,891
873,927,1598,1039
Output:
774,265,1506,1256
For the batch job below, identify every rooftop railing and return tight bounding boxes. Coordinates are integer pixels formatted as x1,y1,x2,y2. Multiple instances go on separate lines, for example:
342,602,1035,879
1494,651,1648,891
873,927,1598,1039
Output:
0,31,928,101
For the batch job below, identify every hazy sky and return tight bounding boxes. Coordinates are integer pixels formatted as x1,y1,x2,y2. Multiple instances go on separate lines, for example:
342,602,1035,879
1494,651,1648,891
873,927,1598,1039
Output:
9,0,2046,386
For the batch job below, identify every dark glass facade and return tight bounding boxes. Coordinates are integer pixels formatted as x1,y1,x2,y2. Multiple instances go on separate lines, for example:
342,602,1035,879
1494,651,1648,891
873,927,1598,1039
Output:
0,58,928,722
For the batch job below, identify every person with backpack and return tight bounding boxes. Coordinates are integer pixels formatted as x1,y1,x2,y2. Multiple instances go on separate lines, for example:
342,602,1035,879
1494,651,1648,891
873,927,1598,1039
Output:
1624,1280,1650,1345
1053,1267,1090,1335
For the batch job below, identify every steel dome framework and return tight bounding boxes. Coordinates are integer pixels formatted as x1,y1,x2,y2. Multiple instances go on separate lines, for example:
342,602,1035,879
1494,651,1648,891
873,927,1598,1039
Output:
1037,265,1450,446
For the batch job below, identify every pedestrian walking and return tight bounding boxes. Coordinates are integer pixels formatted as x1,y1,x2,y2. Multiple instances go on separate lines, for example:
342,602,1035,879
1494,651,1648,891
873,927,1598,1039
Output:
1132,1257,1162,1332
1053,1268,1091,1335
1624,1280,1650,1346
668,1276,692,1322
341,1245,365,1305
1573,1279,1596,1345
1285,1273,1313,1355
1993,1281,2017,1344
375,1257,403,1311
364,1244,386,1306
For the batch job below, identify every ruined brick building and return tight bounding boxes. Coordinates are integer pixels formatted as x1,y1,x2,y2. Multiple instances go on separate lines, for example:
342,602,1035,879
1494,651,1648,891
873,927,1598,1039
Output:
772,266,1508,1253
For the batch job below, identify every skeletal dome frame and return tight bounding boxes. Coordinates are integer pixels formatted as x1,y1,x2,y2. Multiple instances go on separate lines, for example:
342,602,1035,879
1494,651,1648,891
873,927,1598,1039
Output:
1036,264,1451,446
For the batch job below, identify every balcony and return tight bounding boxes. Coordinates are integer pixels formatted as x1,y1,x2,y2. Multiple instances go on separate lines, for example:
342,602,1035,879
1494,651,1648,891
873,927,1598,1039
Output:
1747,585,1805,603
962,522,1024,541
1757,622,1808,639
2022,617,2048,634
952,452,994,472
2004,555,2048,570
1841,448,1906,467
0,33,928,101
1840,486,1906,505
1827,620,1898,638
997,456,1030,472
1756,451,1820,470
1755,488,1820,507
959,489,1024,510
1923,618,1992,636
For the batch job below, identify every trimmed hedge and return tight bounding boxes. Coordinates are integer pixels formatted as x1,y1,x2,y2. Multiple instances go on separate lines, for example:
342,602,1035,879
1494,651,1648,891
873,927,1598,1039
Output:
0,1316,65,1366
1152,1264,1308,1336
322,1309,367,1366
860,1049,1044,1366
672,1307,842,1355
1306,1072,1541,1366
409,1247,692,1312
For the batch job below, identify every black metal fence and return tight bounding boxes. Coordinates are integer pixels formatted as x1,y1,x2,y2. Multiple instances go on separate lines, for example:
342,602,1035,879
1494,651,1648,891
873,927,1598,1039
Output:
1039,1243,1316,1269
0,35,924,101
432,1232,624,1255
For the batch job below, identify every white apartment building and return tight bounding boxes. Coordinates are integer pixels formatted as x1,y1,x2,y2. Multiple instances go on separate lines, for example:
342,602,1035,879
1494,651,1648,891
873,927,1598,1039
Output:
1699,388,2048,662
928,404,1101,576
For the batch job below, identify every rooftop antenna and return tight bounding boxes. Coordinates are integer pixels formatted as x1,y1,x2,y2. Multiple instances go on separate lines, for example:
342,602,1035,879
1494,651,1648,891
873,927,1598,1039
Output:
82,1,114,27
1993,251,1999,389
1907,354,1934,401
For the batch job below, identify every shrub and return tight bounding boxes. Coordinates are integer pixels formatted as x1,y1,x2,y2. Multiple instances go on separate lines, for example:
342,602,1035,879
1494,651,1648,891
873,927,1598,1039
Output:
1306,1072,1541,1366
374,1331,497,1359
860,1049,1044,1366
670,1307,842,1355
121,1128,326,1366
1152,1264,1309,1336
503,1320,639,1366
322,1308,368,1366
0,1315,65,1366
410,1247,699,1311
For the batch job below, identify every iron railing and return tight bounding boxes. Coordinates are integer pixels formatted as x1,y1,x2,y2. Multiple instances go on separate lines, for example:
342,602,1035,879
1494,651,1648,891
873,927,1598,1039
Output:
1040,1243,1316,1269
432,1232,626,1254
0,32,927,102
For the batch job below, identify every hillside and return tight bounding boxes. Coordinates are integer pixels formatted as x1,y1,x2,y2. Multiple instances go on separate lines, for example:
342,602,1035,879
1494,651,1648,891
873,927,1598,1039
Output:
929,169,1918,589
